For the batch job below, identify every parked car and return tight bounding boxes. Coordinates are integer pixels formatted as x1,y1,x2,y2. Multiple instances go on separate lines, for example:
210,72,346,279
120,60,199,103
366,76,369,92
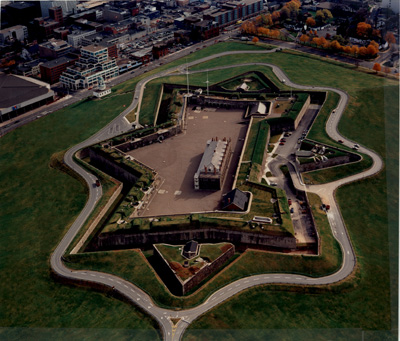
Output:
279,142,285,145
288,199,292,205
95,180,100,187
353,144,360,150
338,140,344,143
280,138,286,142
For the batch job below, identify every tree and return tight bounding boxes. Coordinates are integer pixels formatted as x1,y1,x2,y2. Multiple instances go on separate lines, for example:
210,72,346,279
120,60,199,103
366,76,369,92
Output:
366,44,378,57
385,32,396,44
350,45,359,56
252,36,259,44
358,46,368,57
369,40,379,49
262,14,273,26
372,63,381,73
329,40,342,51
272,11,281,23
343,46,352,54
319,36,328,47
316,9,332,25
306,17,316,27
357,22,371,38
299,34,309,43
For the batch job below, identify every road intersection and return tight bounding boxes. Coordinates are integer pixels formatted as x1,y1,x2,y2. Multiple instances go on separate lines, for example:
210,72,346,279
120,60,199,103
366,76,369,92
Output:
51,48,383,340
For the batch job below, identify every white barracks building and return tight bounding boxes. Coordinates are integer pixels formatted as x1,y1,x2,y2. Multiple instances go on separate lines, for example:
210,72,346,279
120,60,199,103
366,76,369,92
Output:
60,44,118,90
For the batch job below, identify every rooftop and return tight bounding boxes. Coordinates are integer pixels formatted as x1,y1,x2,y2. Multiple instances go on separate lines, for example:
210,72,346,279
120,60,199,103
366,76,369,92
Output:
82,44,108,53
41,56,77,69
196,139,228,176
0,73,51,109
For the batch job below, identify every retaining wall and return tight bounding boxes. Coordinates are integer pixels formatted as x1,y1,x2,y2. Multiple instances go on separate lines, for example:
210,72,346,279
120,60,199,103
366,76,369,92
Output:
153,244,235,295
94,227,296,251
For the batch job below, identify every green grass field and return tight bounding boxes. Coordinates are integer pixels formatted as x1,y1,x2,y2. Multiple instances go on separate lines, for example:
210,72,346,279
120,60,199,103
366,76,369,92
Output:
1,41,397,339
182,48,399,339
0,94,161,337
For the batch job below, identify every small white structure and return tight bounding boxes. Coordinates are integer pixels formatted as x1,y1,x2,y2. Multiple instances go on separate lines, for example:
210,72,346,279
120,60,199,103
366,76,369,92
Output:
93,76,111,98
237,82,249,91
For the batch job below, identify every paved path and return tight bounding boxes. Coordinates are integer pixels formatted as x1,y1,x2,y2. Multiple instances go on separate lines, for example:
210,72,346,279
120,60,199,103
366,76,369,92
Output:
50,48,383,340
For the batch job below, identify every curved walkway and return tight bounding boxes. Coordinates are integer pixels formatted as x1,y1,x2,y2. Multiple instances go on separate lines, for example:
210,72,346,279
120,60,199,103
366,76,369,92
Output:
50,48,383,341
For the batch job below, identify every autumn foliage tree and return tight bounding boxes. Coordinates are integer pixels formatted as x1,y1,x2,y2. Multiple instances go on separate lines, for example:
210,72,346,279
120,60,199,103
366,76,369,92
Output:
252,36,259,43
271,11,281,23
350,45,359,56
357,22,371,38
299,34,309,43
385,32,396,44
241,21,257,35
306,17,316,27
366,43,378,57
372,63,381,73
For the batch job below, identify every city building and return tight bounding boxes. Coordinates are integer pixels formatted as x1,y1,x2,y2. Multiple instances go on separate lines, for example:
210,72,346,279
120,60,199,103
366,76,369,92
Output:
194,138,231,190
54,27,70,40
60,44,118,90
192,20,220,40
74,19,103,32
103,5,132,22
203,0,264,27
39,39,72,59
0,73,55,123
5,2,41,27
67,29,97,47
0,25,28,45
40,0,77,17
13,59,46,77
33,17,62,40
49,6,64,24
40,56,78,84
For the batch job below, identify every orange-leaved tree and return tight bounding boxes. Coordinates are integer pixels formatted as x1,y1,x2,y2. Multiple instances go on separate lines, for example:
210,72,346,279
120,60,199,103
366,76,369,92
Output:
350,45,359,56
372,63,381,73
299,34,309,43
366,44,378,57
358,46,368,57
272,11,281,23
252,36,259,43
385,32,396,44
357,22,371,38
306,17,316,27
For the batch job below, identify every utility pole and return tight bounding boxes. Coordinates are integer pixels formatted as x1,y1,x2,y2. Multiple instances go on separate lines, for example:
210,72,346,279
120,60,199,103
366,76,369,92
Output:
205,70,210,96
186,58,190,95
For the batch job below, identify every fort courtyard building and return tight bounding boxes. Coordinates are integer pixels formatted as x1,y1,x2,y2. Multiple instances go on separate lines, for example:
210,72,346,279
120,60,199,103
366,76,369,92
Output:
194,137,231,190
60,44,119,90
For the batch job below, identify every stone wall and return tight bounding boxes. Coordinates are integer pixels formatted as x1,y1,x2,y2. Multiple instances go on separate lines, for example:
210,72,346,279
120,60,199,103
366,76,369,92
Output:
152,243,235,296
183,244,235,294
293,94,311,129
70,182,123,254
95,227,296,251
114,125,181,153
88,148,141,186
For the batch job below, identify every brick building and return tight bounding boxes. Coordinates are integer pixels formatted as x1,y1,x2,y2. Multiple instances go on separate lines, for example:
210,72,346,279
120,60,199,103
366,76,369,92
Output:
40,56,78,84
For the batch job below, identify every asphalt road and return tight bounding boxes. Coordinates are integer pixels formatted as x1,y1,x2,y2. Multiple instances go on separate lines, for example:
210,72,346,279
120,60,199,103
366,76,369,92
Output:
50,48,383,340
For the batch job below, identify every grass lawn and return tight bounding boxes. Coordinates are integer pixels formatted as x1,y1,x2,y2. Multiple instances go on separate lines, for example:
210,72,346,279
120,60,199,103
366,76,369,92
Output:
137,64,283,126
64,186,341,309
0,94,160,337
1,40,397,338
182,50,398,338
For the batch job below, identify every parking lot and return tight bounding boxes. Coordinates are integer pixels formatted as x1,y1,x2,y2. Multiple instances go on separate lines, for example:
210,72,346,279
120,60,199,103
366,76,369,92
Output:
127,107,248,216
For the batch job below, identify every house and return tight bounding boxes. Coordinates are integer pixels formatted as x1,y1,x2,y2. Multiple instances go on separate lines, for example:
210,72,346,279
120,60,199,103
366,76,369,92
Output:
182,240,199,259
221,188,249,211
